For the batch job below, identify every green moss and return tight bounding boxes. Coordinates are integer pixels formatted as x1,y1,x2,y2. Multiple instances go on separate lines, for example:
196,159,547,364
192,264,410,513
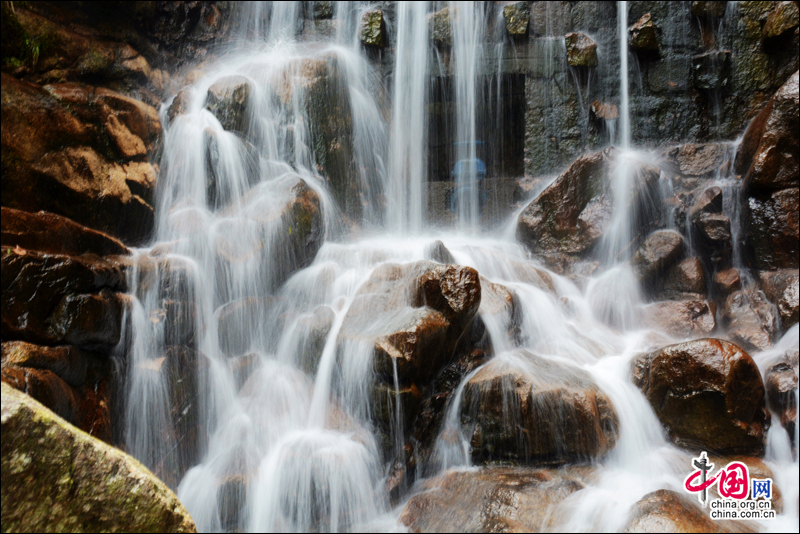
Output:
1,4,59,68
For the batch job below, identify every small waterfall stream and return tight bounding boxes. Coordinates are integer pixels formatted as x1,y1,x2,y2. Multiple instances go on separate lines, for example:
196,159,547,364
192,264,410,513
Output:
118,2,799,532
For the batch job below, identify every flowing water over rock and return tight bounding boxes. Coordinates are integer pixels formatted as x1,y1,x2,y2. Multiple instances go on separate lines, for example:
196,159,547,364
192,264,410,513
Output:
111,2,800,532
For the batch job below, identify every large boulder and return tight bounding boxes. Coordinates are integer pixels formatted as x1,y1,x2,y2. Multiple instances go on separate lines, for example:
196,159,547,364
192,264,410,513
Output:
765,350,798,442
1,74,159,244
723,289,778,351
460,352,619,464
399,467,589,533
629,13,660,57
1,247,126,351
622,489,719,533
632,339,770,455
758,269,799,328
632,230,684,283
1,207,128,257
359,10,385,47
503,2,531,37
736,71,799,192
517,148,659,260
1,382,196,533
428,7,452,47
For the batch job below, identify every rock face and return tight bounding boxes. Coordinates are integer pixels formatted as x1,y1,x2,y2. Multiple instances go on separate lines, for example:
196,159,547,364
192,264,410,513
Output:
428,7,452,47
517,148,659,263
623,489,718,533
723,289,778,351
655,257,707,300
692,50,731,91
632,339,770,455
632,230,685,283
503,2,531,37
565,32,598,67
461,352,619,464
206,75,251,135
765,350,798,441
745,188,799,271
1,382,196,533
762,1,800,42
1,74,159,244
399,467,589,533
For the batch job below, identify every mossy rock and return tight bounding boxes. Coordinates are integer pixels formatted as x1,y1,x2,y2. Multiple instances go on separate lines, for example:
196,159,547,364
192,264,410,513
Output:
1,382,197,533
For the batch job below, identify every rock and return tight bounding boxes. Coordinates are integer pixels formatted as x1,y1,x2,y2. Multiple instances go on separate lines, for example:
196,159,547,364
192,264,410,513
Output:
758,269,799,328
1,247,126,350
691,1,728,18
425,240,456,264
632,338,770,455
692,50,731,91
629,13,660,56
1,207,128,257
736,71,799,192
745,188,799,270
529,1,571,37
623,489,718,533
762,2,800,41
670,144,726,177
765,350,798,440
713,268,742,296
339,261,481,386
693,212,732,268
503,2,531,37
689,187,724,218
1,366,79,425
167,89,190,123
590,100,619,120
216,297,277,357
1,74,157,244
632,230,685,282
478,278,522,346
642,299,717,338
428,7,452,47
1,341,89,388
359,10,385,47
565,33,598,67
655,257,707,300
295,305,335,375
723,289,778,351
1,382,196,533
517,148,660,258
206,75,251,135
313,1,334,19
461,352,619,464
399,466,589,533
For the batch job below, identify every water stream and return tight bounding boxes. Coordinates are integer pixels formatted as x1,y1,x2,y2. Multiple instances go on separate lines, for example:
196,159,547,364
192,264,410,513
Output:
119,2,799,532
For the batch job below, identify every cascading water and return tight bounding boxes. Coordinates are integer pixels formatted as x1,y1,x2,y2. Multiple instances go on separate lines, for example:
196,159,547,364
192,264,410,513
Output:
117,1,799,532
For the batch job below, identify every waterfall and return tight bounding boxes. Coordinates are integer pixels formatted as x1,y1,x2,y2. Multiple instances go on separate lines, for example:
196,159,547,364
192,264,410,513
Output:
617,0,630,150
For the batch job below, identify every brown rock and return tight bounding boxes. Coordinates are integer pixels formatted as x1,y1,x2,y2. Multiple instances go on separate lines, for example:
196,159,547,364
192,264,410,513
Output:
167,89,191,123
517,148,659,258
736,71,799,192
503,2,531,37
632,338,770,455
693,212,732,268
1,366,78,425
643,299,717,338
0,207,128,257
692,2,729,18
629,13,660,56
723,289,778,351
632,230,685,282
623,489,718,533
656,257,707,299
758,269,799,328
590,100,619,121
1,341,89,388
713,268,742,296
673,144,726,177
105,112,147,158
746,188,799,270
461,352,619,464
690,186,724,217
762,1,800,41
565,33,598,67
399,467,589,533
765,350,798,440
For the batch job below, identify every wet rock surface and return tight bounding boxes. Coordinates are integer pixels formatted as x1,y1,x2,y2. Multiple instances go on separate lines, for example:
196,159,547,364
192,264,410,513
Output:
623,489,719,533
565,33,598,67
503,2,531,37
206,75,251,135
632,338,770,455
359,10,385,47
400,466,590,533
633,230,685,283
629,13,661,56
723,289,778,351
765,350,798,441
643,299,717,338
758,269,799,328
461,352,619,465
1,382,196,533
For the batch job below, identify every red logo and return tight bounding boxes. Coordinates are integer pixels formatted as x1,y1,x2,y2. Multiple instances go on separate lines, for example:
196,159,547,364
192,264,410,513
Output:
684,452,750,505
